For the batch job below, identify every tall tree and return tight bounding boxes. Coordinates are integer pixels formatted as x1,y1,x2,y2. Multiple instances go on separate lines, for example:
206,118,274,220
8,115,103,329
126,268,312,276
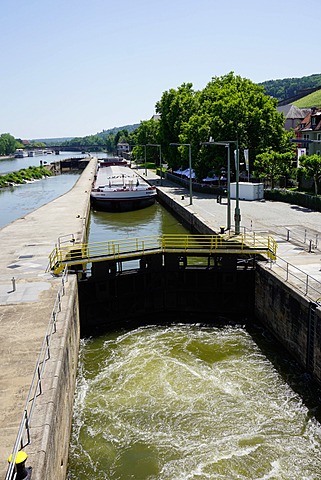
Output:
0,133,17,155
155,83,198,169
299,154,321,195
131,118,160,161
253,150,294,188
154,73,292,178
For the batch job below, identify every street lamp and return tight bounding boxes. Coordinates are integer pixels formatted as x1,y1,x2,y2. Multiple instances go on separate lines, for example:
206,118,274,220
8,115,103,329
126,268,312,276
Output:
128,144,146,172
170,143,193,205
201,139,241,234
146,144,162,185
143,145,147,175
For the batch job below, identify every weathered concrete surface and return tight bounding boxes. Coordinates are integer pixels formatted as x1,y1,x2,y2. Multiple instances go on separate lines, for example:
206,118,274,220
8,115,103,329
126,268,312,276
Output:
0,158,97,477
27,275,80,480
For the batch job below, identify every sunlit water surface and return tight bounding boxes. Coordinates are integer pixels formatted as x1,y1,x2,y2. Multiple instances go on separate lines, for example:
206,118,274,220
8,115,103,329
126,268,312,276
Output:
0,173,80,228
67,324,321,480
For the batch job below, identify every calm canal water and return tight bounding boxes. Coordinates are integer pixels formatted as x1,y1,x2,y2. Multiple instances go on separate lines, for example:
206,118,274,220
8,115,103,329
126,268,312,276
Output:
0,151,85,175
0,151,85,228
0,172,80,228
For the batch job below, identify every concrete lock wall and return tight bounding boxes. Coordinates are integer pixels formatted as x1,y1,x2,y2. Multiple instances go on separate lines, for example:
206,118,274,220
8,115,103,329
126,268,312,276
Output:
25,275,80,480
255,263,321,384
157,189,215,234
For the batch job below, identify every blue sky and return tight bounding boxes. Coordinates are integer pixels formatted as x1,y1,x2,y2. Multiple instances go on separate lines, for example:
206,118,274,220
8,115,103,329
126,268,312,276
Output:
1,0,320,139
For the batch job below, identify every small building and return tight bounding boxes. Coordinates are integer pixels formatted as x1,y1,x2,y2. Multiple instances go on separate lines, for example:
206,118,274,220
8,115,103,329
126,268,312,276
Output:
230,182,264,201
116,141,130,158
277,104,310,131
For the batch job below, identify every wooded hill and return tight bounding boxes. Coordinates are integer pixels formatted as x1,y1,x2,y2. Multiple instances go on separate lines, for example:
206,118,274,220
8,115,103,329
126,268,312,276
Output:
260,73,321,104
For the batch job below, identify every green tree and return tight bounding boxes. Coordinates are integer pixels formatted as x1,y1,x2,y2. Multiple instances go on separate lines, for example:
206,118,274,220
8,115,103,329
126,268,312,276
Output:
155,73,292,177
299,154,321,195
0,133,17,155
196,73,292,168
253,149,294,188
131,118,160,161
155,83,198,169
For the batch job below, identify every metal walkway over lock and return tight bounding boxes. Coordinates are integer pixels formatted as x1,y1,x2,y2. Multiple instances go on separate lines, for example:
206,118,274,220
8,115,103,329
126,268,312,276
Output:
48,233,277,275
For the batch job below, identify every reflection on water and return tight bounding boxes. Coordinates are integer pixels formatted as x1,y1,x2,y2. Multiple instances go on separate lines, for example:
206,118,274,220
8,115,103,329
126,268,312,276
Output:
67,324,321,480
0,151,85,175
0,173,80,228
89,203,188,243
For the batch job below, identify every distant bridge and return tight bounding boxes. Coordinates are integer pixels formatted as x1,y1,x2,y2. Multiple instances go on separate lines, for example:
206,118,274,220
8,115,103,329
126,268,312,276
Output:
25,145,107,153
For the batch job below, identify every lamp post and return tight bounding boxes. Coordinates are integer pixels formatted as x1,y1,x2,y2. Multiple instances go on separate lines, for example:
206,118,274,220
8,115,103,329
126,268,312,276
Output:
201,139,241,234
128,144,146,172
143,144,147,175
146,144,162,185
170,143,193,205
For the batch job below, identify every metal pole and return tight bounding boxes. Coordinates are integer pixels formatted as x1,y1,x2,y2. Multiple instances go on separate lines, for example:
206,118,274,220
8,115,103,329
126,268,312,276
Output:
234,140,241,234
146,144,162,185
144,145,147,175
227,144,231,230
159,145,162,185
170,143,192,204
188,145,192,205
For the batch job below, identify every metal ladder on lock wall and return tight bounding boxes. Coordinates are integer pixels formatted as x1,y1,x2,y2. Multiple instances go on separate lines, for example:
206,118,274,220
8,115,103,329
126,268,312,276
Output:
307,302,317,373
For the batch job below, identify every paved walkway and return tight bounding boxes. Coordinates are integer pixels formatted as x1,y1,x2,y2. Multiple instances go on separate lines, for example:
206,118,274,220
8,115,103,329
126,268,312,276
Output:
0,158,97,477
142,168,321,302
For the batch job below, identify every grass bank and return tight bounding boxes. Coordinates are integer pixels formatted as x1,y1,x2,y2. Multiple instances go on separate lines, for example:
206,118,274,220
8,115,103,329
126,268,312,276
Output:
0,166,52,188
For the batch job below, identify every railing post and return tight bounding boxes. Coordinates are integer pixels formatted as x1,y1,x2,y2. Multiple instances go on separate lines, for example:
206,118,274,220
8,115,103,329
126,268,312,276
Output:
286,262,289,281
306,275,309,295
286,228,290,241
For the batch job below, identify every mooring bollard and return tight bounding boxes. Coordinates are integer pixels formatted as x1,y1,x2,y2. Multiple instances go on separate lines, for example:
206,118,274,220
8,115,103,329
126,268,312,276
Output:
11,277,16,292
8,451,32,479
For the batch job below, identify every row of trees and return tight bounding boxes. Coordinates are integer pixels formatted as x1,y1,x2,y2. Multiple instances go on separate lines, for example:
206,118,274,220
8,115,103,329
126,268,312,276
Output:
260,73,321,102
64,72,321,191
0,133,47,156
60,129,132,152
131,72,294,181
5,71,319,193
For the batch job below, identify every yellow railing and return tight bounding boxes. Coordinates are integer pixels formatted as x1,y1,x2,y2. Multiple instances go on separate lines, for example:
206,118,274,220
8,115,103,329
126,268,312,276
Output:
48,233,277,275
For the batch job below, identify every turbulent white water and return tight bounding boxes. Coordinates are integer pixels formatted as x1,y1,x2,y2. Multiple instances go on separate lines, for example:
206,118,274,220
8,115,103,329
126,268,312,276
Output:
67,324,321,479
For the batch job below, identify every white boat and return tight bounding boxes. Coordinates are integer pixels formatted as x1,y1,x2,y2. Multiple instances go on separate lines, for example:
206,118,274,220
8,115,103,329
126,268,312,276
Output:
14,149,27,158
91,158,157,212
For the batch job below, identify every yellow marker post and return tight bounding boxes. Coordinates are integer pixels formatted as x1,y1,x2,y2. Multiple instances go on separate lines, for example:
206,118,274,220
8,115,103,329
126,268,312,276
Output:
8,451,32,479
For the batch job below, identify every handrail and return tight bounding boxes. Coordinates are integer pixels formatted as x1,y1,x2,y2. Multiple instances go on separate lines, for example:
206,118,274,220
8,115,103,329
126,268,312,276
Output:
48,233,277,274
268,256,321,301
5,267,69,480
